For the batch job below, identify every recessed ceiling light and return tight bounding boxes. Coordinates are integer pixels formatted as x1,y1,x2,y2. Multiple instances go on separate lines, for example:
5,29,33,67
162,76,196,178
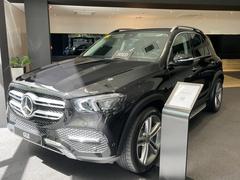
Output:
73,10,96,16
177,14,201,18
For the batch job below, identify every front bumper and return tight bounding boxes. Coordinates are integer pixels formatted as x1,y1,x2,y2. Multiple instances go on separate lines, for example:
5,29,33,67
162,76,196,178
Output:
7,119,118,164
7,81,119,164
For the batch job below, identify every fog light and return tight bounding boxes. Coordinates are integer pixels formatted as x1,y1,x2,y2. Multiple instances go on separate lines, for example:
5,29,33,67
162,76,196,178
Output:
68,135,101,144
56,128,109,153
44,138,62,147
44,138,76,159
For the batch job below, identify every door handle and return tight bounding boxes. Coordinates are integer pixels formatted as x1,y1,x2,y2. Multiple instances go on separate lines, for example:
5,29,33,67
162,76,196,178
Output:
210,60,216,64
192,67,198,72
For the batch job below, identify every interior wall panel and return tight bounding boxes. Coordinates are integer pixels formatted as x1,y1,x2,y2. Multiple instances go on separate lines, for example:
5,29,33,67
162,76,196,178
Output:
48,10,240,35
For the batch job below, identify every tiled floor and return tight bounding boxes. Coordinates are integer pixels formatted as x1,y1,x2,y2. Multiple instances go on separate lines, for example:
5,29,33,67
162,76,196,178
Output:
222,59,240,72
224,73,240,88
222,59,240,88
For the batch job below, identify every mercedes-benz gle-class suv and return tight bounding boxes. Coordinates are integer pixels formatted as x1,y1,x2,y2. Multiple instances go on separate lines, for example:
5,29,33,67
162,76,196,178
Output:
7,26,224,173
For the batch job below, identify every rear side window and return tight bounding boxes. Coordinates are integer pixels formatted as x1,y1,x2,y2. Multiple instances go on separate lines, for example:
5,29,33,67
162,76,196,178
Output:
190,33,210,57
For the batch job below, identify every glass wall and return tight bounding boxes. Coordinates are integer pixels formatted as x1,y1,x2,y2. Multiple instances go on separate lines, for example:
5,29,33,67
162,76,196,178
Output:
51,33,103,62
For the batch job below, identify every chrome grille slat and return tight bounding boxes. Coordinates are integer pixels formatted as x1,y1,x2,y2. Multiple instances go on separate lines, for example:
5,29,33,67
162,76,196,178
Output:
34,110,63,120
34,97,65,108
9,99,22,112
9,90,24,101
9,90,65,109
9,88,65,121
9,100,25,120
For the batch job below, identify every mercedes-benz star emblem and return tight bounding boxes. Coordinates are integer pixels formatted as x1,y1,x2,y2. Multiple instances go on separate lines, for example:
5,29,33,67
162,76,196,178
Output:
21,95,34,118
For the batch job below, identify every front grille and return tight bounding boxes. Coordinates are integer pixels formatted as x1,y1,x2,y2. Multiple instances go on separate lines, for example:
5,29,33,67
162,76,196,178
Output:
56,128,109,154
8,87,65,126
9,111,46,135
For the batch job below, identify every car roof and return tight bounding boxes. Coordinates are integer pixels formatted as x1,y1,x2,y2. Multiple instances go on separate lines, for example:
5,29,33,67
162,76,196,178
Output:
111,28,171,34
110,27,203,35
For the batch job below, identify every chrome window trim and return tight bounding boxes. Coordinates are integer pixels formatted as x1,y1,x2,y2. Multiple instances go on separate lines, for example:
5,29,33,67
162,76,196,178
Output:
170,26,203,33
166,31,212,69
166,31,193,68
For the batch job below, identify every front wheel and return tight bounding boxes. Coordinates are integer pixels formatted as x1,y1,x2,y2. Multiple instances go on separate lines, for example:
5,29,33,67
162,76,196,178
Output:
207,79,223,112
117,107,161,173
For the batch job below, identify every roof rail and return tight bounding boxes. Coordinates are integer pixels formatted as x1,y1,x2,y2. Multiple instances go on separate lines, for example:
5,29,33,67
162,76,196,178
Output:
170,26,203,33
110,28,134,33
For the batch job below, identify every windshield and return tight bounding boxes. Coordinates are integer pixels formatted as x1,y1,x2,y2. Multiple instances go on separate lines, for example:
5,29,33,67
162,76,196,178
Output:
82,31,169,62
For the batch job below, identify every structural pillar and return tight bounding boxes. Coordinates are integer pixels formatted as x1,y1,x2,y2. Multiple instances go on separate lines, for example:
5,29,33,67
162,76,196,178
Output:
0,0,12,127
24,0,51,69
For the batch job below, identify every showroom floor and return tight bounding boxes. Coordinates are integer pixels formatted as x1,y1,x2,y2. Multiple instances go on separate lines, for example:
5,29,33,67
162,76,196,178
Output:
223,60,240,88
0,87,240,180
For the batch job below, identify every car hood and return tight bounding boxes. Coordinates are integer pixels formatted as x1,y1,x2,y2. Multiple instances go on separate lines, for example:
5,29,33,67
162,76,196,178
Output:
19,57,158,96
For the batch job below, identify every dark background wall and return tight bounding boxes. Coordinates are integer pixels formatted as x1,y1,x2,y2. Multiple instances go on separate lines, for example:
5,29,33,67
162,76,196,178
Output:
50,33,240,60
51,34,69,56
208,35,240,59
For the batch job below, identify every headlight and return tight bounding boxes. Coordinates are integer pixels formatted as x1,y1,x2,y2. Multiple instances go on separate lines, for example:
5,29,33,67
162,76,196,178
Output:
73,93,126,113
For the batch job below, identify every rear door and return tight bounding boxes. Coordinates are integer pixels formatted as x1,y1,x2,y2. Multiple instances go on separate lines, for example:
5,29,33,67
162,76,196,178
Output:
189,32,216,102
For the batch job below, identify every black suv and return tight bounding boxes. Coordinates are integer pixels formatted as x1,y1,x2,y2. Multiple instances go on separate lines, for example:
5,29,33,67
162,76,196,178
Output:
7,26,224,173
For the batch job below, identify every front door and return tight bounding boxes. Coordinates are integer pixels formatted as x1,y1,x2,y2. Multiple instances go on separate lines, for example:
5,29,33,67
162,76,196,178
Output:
167,32,206,107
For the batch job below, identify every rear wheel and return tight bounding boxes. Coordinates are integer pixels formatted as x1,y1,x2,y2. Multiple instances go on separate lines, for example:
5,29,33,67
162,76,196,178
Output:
117,107,161,173
207,79,223,112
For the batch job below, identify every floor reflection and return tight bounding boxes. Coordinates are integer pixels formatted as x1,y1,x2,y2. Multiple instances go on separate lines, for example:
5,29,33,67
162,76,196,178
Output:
32,145,158,180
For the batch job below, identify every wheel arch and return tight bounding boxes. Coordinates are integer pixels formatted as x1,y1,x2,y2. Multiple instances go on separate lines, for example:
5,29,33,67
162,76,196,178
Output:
210,70,224,91
117,93,165,155
207,70,224,103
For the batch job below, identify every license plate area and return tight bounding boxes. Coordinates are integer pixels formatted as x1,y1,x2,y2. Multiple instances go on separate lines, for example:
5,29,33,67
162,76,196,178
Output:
15,127,42,145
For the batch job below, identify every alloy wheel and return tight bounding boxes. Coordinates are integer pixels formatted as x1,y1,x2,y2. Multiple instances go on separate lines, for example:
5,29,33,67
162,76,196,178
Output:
137,114,161,166
214,81,223,109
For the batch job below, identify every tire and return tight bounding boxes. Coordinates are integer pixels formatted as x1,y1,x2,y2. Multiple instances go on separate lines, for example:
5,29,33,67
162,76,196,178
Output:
207,78,223,112
117,107,161,173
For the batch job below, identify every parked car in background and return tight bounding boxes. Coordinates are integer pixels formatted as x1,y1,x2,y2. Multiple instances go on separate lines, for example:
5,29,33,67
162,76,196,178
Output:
7,26,223,173
63,42,92,56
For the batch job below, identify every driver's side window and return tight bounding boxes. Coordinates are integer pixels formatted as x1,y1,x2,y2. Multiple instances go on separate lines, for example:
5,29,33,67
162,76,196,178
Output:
170,33,193,63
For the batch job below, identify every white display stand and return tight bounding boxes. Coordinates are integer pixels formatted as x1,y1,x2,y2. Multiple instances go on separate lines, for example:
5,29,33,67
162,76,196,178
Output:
159,82,203,180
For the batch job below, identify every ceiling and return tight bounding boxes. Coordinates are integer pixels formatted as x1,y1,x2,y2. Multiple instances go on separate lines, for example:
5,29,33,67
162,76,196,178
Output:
12,3,240,19
8,0,240,11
